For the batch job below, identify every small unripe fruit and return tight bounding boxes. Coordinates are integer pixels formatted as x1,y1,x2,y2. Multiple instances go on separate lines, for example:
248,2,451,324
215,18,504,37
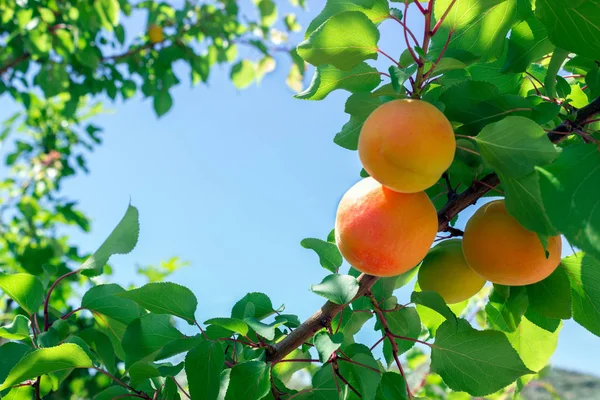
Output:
335,177,437,277
358,99,455,193
462,200,562,286
148,24,164,44
418,239,486,304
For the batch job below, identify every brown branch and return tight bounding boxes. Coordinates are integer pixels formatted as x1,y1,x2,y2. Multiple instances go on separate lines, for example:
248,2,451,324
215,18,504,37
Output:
0,53,30,76
266,94,600,365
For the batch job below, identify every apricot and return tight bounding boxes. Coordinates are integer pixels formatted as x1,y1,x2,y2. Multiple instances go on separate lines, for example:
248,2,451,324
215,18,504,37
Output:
334,177,437,277
418,239,486,304
462,200,562,286
358,99,455,193
148,24,164,44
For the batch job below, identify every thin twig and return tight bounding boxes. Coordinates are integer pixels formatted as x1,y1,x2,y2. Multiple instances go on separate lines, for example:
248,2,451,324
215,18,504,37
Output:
44,269,80,330
172,377,191,399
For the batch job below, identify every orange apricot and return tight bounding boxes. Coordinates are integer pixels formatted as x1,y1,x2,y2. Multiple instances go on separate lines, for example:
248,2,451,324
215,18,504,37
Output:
462,200,562,286
334,177,438,277
358,99,455,193
148,24,164,44
418,239,486,304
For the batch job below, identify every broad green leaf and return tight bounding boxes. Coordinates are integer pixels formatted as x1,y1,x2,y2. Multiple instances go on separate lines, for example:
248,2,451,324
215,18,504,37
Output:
225,360,270,400
526,267,571,319
243,317,281,340
389,65,416,93
311,274,360,305
0,344,92,391
300,237,343,273
305,0,389,37
82,284,144,325
537,144,600,260
431,319,533,396
562,253,600,337
185,340,225,400
334,115,364,150
314,332,343,362
524,309,561,333
381,307,421,364
338,352,381,399
334,309,373,345
272,348,312,384
258,0,277,26
475,116,559,178
507,316,561,373
121,314,184,366
432,0,519,61
154,89,173,118
295,63,381,100
500,171,558,237
162,378,181,400
231,60,256,89
502,17,554,73
298,11,379,71
80,204,139,277
410,291,457,325
586,66,600,99
376,372,408,400
77,329,117,374
310,365,338,400
204,318,249,336
0,315,30,340
231,292,274,321
118,282,198,324
0,273,44,315
274,314,301,328
467,50,523,94
93,386,130,400
0,343,31,384
535,0,600,60
485,286,528,332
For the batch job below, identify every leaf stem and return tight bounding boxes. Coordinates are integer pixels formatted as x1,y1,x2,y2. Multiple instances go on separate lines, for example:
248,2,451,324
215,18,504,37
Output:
377,49,401,67
172,377,191,399
44,269,80,331
432,0,457,34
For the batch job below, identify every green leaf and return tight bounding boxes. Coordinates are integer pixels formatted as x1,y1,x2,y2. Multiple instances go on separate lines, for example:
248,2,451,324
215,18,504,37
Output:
0,315,30,340
586,66,600,99
0,273,44,315
204,318,249,336
314,332,343,362
298,11,379,71
468,52,523,94
410,291,457,325
502,16,554,73
535,0,600,60
258,0,277,26
118,282,198,324
77,329,116,374
338,352,381,399
80,204,139,277
475,116,560,178
231,293,274,321
544,48,569,99
0,344,92,391
507,315,561,372
537,144,600,260
272,348,311,384
185,340,225,400
311,274,360,305
231,60,256,89
431,319,533,396
0,343,31,384
224,360,270,400
154,89,173,117
334,309,373,345
376,372,408,400
296,63,381,101
300,237,343,273
526,267,572,319
243,317,280,340
500,171,558,237
485,286,529,332
82,284,144,326
562,253,600,337
381,308,421,363
389,65,416,93
93,386,130,400
310,366,338,400
121,314,184,366
305,0,389,37
432,0,519,61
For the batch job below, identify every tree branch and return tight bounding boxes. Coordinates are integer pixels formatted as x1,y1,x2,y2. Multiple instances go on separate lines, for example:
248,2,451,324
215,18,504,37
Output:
266,95,600,364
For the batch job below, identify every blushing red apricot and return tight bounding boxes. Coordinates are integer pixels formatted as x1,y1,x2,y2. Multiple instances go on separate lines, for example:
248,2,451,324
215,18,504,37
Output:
358,99,455,193
418,239,486,304
462,200,562,286
334,177,437,277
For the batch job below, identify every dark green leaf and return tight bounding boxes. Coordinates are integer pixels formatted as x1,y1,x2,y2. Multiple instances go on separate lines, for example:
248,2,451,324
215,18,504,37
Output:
82,284,144,325
502,16,554,73
0,343,31,384
314,332,343,362
376,372,408,400
231,293,274,321
410,291,457,325
225,360,270,400
185,340,225,400
93,386,130,400
544,48,569,99
300,237,343,273
121,314,184,366
526,267,572,319
311,274,360,305
154,89,173,117
204,318,249,335
485,286,528,332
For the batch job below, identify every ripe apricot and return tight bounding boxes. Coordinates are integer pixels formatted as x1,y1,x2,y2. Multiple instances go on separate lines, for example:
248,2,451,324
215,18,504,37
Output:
462,200,562,286
358,99,455,193
148,24,164,44
335,177,437,277
418,239,486,304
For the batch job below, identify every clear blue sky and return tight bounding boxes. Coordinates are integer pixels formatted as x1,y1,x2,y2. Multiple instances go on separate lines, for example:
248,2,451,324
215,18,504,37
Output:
2,1,598,375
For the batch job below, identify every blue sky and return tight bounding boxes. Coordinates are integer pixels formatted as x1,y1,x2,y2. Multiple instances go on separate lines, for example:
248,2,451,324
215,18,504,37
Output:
1,1,598,376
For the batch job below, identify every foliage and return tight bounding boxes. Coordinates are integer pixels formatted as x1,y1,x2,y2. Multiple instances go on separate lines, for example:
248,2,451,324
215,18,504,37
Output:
0,0,600,398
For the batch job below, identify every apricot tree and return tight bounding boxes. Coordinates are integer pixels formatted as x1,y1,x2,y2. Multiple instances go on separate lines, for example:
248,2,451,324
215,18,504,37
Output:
1,0,600,399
